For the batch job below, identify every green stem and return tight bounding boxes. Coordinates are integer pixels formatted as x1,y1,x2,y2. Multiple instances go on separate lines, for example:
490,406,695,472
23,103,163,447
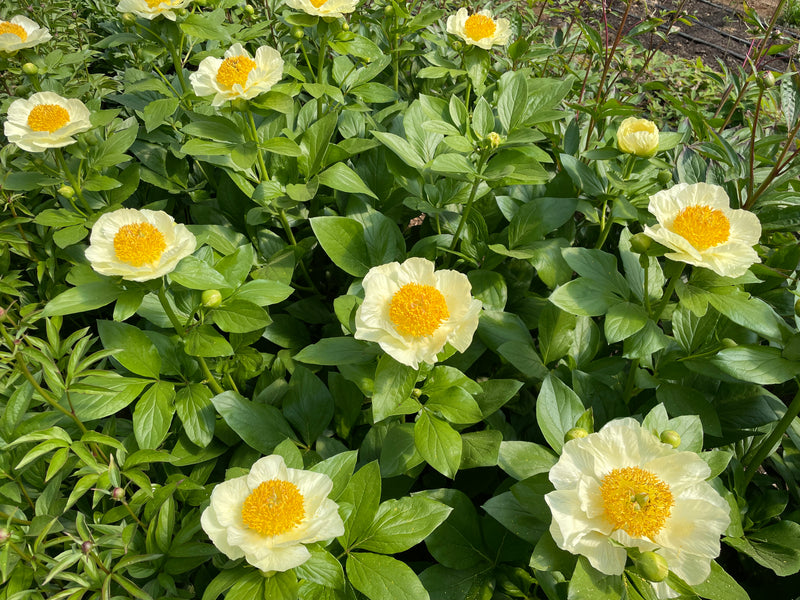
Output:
594,201,613,249
246,109,268,182
54,148,91,213
622,153,637,180
279,209,320,295
742,384,800,488
642,256,651,315
198,356,225,395
449,152,489,254
316,25,328,118
623,358,639,404
652,262,685,321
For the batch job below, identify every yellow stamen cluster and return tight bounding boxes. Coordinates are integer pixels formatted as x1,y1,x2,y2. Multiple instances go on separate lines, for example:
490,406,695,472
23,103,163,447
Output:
464,14,496,41
672,205,730,251
601,466,674,539
0,21,27,40
145,0,172,6
216,55,256,89
26,104,70,133
390,283,449,338
241,480,305,537
113,223,167,267
310,0,329,6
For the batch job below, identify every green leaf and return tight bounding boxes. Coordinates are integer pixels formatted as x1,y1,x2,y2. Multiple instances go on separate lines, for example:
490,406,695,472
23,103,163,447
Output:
536,373,585,454
372,131,425,169
97,320,161,379
358,496,452,554
294,548,345,590
294,338,380,365
211,390,296,453
460,430,501,468
284,366,334,446
498,441,558,480
415,411,462,478
472,97,494,138
707,290,787,343
560,154,606,196
338,461,381,549
372,354,418,422
568,557,625,600
604,302,648,344
310,216,371,277
425,387,483,425
234,279,294,306
42,281,122,317
691,560,749,600
310,451,357,501
170,256,230,290
481,477,549,544
211,300,271,333
143,97,180,132
711,346,800,384
379,423,424,477
550,278,621,317
497,71,528,132
422,489,489,570
184,325,234,358
175,384,215,447
724,521,800,576
133,381,175,450
347,553,429,600
180,9,232,42
318,163,377,199
66,375,149,421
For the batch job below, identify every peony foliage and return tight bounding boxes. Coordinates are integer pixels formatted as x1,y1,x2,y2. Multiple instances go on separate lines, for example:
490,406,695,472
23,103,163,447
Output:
1,0,800,599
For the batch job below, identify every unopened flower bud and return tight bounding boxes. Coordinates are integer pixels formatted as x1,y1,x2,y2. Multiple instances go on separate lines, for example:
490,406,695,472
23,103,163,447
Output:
657,170,673,186
410,388,421,399
81,540,94,554
617,117,659,157
452,40,462,51
177,7,188,15
486,132,502,149
0,528,9,544
762,71,776,88
291,26,305,40
637,551,669,582
795,298,800,318
384,4,395,16
58,185,75,199
629,232,652,254
244,4,255,14
341,21,350,31
660,430,681,448
22,62,38,75
721,338,737,348
111,487,125,501
202,289,223,308
564,427,589,442
121,12,136,25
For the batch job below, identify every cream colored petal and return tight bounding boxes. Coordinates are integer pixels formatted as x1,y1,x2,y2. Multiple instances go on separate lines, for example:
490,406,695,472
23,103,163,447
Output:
698,244,760,278
201,505,246,560
292,470,334,515
446,298,481,352
396,257,437,286
248,543,310,572
643,452,709,492
493,18,512,45
247,455,289,488
207,476,250,528
726,208,762,245
656,494,729,560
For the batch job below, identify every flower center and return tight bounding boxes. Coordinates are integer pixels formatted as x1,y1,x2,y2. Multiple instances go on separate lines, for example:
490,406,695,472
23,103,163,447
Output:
26,104,70,133
145,0,172,6
600,466,674,539
113,223,167,267
310,0,329,7
241,480,305,537
464,14,496,41
216,55,256,89
0,21,27,40
389,283,449,338
671,205,731,251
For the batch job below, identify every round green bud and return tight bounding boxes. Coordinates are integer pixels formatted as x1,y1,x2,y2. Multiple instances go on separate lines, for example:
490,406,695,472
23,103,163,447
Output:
121,12,137,25
0,528,9,544
721,338,737,348
58,185,75,199
342,21,350,31
762,71,776,88
22,62,38,75
795,298,800,318
452,40,462,51
657,170,673,186
177,7,189,15
244,3,255,14
637,551,669,582
629,232,652,254
410,387,422,399
660,430,681,448
564,427,589,442
384,4,395,16
111,487,125,501
202,289,223,308
291,26,305,40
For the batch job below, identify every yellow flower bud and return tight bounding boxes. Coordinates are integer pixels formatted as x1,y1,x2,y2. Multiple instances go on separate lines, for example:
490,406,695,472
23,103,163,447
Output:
486,132,502,149
617,117,659,157
564,427,589,442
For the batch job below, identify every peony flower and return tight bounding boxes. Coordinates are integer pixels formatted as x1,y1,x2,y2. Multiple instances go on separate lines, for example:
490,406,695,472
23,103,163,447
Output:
85,208,196,282
285,0,358,19
4,92,91,153
116,0,192,21
201,455,344,572
544,418,730,599
0,16,51,52
446,8,511,50
354,257,482,369
190,43,283,107
617,117,659,157
643,182,761,278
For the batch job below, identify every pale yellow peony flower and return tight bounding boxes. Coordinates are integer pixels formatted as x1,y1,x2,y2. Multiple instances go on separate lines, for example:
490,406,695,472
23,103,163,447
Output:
201,455,344,572
0,16,51,53
189,43,283,107
4,92,91,153
643,182,761,278
286,0,358,18
116,0,192,21
446,8,511,50
617,117,659,157
354,257,482,369
85,208,196,282
545,418,730,599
